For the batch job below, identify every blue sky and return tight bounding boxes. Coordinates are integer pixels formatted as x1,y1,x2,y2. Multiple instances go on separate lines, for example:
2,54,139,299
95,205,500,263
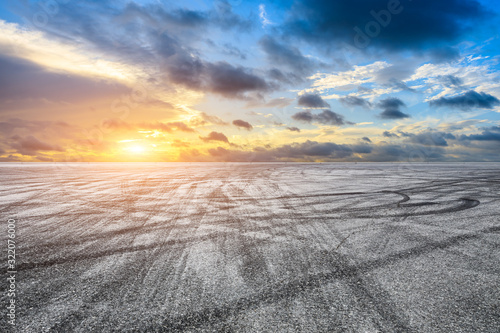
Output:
0,0,499,162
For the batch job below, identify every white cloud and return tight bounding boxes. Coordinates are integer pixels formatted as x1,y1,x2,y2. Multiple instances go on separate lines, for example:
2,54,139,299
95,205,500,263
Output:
408,56,500,102
308,61,390,93
259,4,273,27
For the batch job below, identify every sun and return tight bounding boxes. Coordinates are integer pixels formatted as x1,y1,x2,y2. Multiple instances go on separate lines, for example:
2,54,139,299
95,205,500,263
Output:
128,145,145,154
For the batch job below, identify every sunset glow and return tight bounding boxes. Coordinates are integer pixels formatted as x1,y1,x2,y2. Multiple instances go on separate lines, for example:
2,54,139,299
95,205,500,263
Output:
127,145,146,154
0,1,499,162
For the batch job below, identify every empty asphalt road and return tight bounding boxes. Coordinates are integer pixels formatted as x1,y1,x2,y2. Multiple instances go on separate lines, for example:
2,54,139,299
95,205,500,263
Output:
1,162,499,332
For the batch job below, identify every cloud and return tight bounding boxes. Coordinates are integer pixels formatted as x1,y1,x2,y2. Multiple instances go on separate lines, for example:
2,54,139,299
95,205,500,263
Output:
308,61,389,93
383,131,399,138
267,68,303,85
171,140,190,148
278,140,354,158
166,57,272,99
378,97,405,110
232,119,253,130
385,79,417,93
380,110,411,119
220,43,247,60
281,0,490,53
259,35,318,76
377,97,410,119
292,110,345,126
259,4,273,27
361,137,372,142
181,139,377,162
100,119,194,133
0,118,72,136
375,64,416,83
200,131,230,143
459,126,500,141
292,111,314,123
286,127,301,132
339,96,372,109
10,135,64,155
408,131,456,146
297,94,330,108
141,122,195,133
190,112,229,126
264,97,294,108
9,1,262,100
211,0,253,31
438,75,464,88
100,119,134,131
430,90,500,110
0,54,130,103
430,47,461,63
383,129,456,146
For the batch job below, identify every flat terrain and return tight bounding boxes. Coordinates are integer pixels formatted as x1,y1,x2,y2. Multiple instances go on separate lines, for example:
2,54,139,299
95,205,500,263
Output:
1,162,499,332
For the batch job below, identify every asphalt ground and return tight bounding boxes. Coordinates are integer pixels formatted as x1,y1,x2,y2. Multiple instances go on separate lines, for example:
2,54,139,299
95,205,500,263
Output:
1,162,499,332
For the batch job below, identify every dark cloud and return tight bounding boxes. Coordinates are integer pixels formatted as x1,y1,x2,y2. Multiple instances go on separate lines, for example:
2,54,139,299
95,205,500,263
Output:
0,119,71,136
277,141,353,158
259,35,318,75
397,131,413,137
10,135,64,155
438,75,463,88
267,68,303,85
429,46,461,63
292,111,314,123
182,139,377,162
183,51,273,95
375,64,415,83
286,127,301,132
384,130,456,146
200,131,229,143
380,110,411,119
221,43,247,60
210,0,253,31
340,96,372,109
430,90,500,110
358,85,373,93
352,144,373,154
378,97,406,110
13,1,263,100
232,119,253,131
362,137,372,142
166,58,272,99
459,126,500,141
281,0,490,53
180,134,499,162
377,97,410,119
292,110,346,126
386,79,417,93
206,61,271,98
297,94,330,108
0,54,130,104
366,143,446,162
409,131,456,146
314,110,346,126
383,131,399,138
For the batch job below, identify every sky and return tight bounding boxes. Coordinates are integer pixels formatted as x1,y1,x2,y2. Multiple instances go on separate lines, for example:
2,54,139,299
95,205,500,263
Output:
0,0,499,162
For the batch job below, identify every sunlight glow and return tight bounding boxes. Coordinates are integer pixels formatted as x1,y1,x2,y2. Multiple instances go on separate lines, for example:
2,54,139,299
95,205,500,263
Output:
128,145,146,154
